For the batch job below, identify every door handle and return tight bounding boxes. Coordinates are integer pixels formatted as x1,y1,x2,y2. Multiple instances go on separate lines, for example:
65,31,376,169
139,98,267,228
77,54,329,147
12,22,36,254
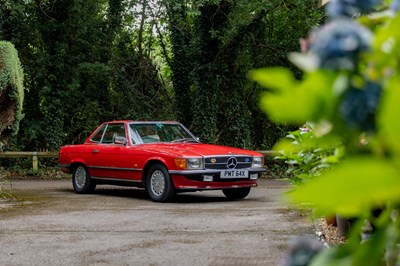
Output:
92,150,99,154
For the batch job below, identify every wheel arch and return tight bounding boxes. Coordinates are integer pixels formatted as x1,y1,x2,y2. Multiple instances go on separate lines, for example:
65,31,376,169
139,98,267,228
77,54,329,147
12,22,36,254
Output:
142,159,169,186
69,160,88,173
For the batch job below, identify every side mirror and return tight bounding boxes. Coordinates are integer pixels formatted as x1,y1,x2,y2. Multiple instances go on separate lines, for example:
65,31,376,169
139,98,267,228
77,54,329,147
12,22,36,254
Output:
114,136,127,145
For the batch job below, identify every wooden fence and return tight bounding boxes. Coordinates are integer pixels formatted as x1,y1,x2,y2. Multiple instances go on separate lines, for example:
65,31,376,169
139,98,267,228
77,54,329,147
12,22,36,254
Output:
0,150,277,174
0,151,58,174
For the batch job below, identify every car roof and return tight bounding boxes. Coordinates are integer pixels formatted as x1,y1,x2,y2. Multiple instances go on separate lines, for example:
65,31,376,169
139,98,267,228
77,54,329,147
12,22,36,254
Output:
105,120,180,124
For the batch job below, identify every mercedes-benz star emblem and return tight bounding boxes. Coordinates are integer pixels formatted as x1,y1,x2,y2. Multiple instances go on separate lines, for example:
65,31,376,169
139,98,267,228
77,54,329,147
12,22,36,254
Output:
227,157,238,169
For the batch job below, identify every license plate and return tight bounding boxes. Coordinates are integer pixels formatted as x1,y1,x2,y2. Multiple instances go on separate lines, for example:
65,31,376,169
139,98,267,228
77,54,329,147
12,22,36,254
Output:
220,170,249,178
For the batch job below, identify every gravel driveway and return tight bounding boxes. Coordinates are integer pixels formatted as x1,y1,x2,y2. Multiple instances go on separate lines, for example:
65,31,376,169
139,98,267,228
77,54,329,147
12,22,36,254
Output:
0,179,313,265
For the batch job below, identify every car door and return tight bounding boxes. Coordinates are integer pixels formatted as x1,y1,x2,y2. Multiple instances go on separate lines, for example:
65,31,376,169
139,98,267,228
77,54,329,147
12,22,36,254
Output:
87,123,139,180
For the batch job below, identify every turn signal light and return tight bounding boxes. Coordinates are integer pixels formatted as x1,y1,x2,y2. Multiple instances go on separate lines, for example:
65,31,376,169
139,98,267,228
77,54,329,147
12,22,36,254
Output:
175,158,186,169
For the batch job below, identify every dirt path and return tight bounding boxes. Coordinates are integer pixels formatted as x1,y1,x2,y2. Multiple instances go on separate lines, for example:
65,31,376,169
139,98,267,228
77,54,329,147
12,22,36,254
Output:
0,179,313,265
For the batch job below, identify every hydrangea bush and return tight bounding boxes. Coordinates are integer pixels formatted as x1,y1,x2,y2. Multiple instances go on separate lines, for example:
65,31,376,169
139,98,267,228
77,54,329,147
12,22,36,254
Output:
327,0,382,17
250,0,400,265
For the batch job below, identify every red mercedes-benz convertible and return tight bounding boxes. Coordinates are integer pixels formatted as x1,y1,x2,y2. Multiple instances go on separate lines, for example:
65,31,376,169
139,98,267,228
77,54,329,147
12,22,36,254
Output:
58,121,266,202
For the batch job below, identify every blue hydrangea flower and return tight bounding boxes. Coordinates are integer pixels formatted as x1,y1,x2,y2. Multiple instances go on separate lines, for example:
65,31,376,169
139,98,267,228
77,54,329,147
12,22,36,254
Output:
309,19,372,71
391,0,400,11
281,237,324,266
327,0,382,18
339,81,381,132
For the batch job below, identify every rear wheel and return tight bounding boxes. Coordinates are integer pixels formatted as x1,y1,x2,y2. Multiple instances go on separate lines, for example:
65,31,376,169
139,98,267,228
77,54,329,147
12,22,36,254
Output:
222,187,251,200
72,165,96,194
146,164,175,202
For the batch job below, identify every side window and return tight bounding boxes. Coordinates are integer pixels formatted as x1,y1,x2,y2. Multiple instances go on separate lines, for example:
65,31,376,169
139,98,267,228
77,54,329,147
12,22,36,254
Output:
101,124,126,144
90,124,107,143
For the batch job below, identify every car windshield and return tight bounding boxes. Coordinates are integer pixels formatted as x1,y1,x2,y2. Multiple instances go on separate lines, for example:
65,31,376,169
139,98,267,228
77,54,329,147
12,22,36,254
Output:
129,123,199,144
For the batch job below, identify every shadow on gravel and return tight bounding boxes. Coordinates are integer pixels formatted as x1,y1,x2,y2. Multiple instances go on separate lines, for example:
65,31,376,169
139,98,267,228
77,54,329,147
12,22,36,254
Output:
59,187,249,204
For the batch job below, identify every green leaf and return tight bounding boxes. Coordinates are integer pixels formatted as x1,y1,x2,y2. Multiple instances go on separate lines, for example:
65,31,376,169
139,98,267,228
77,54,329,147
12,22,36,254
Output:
259,90,313,123
289,157,400,216
367,11,400,77
248,67,297,92
274,139,303,154
256,70,337,124
378,76,400,156
310,247,353,266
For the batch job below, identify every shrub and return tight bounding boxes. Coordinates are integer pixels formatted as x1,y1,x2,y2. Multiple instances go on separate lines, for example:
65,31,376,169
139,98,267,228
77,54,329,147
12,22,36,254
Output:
251,0,400,264
0,41,24,150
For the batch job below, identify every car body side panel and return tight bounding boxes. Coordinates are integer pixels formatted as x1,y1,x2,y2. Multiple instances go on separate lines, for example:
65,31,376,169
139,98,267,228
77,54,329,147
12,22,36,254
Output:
87,145,139,179
59,144,95,170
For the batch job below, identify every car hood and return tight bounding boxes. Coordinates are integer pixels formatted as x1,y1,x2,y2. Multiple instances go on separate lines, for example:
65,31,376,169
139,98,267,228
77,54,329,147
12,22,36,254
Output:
134,143,261,157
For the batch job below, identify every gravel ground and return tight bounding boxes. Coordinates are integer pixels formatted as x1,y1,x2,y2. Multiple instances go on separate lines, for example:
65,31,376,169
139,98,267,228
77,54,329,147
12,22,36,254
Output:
0,178,316,266
317,218,346,246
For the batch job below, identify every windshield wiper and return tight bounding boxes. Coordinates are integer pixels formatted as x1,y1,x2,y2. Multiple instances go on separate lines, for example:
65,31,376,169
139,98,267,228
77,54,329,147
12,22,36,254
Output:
171,138,200,143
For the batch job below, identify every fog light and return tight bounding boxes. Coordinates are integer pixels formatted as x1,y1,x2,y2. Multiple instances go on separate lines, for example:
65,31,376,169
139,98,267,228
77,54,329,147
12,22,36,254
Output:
250,174,258,180
203,175,213,182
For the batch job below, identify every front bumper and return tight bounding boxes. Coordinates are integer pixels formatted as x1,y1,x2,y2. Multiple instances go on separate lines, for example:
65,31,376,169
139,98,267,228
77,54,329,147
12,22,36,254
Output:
169,167,266,190
169,167,266,176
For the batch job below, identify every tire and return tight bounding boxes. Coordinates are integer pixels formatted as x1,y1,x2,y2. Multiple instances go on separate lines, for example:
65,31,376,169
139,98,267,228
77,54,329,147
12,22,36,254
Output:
146,164,175,202
222,187,251,200
72,165,96,194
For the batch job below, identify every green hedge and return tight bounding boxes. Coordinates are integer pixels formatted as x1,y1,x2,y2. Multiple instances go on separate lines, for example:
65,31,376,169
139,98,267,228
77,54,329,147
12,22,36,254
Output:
0,41,24,149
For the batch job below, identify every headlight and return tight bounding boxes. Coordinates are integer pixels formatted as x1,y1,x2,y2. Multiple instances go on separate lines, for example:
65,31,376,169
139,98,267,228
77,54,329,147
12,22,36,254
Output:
252,156,264,168
175,158,204,169
187,158,203,169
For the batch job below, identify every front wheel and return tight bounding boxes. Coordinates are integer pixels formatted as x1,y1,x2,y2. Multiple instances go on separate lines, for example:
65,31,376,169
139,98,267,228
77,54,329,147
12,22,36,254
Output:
72,165,96,194
146,164,175,202
222,187,251,200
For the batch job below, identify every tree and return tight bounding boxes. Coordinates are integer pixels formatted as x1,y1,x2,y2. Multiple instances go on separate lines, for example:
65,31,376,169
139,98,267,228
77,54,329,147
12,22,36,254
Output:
0,0,174,150
165,0,194,127
0,0,323,151
167,0,324,147
0,41,24,149
0,0,114,149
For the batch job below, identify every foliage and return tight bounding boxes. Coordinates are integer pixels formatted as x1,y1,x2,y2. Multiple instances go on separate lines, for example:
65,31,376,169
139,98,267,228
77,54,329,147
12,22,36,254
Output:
0,0,175,150
166,0,324,148
0,162,66,180
165,0,194,127
251,0,400,265
0,0,323,152
0,41,24,150
274,125,342,186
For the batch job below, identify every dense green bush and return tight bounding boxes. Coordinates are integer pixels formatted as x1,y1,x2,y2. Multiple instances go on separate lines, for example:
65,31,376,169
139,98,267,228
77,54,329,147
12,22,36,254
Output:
0,0,323,151
251,0,400,265
0,41,24,150
274,124,342,186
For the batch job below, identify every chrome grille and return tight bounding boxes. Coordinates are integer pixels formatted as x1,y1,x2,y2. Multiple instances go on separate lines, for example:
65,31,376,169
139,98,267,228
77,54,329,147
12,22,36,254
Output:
204,156,253,169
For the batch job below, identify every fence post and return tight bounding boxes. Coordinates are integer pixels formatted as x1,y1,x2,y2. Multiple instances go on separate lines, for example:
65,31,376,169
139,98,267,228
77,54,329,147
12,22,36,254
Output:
32,152,38,174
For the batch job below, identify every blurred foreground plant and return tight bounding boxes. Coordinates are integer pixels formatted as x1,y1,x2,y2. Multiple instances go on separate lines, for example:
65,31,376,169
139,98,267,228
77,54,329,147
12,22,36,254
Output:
250,0,400,265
